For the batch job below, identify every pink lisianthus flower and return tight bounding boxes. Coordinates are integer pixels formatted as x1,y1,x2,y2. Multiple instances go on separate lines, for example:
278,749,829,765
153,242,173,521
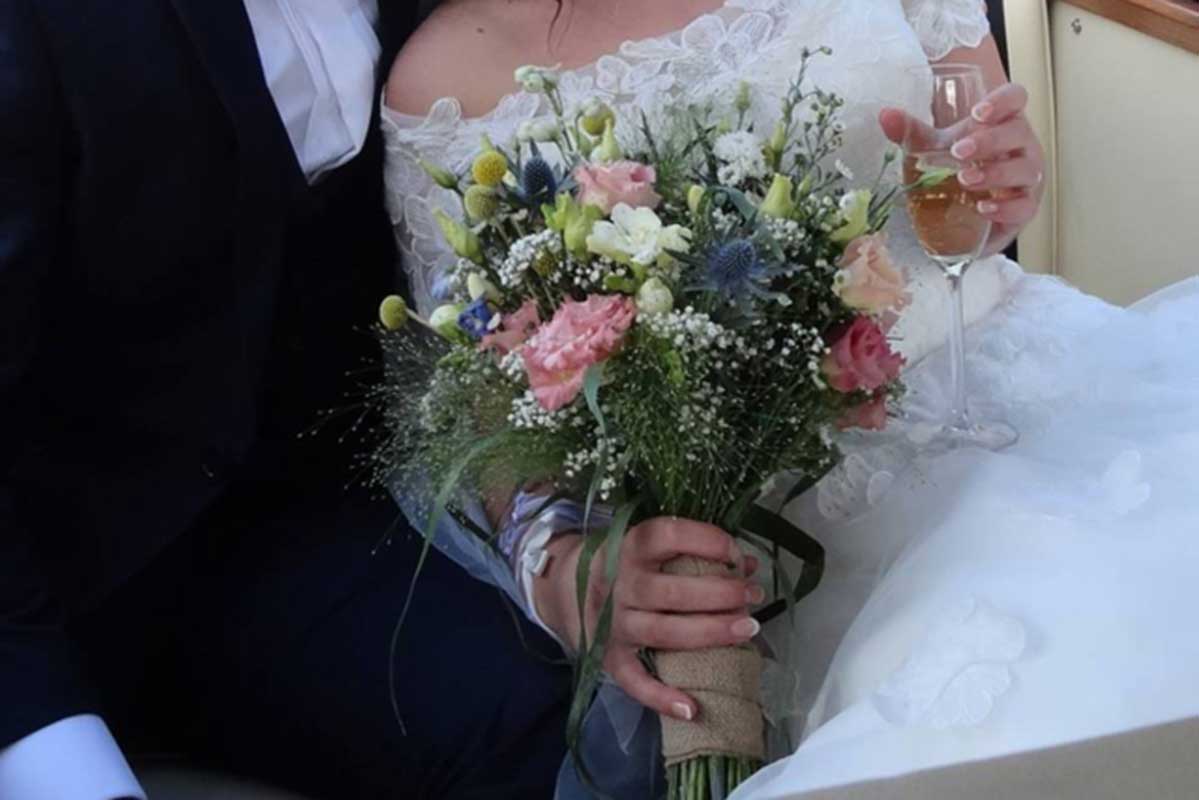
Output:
481,300,541,355
836,393,889,431
833,234,910,315
822,317,905,394
573,161,661,215
521,295,637,411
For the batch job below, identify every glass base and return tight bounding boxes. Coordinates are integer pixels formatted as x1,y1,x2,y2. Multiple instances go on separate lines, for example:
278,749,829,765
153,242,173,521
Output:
923,418,1020,453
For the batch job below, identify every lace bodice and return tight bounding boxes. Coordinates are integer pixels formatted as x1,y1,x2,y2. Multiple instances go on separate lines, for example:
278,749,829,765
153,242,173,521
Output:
381,0,994,364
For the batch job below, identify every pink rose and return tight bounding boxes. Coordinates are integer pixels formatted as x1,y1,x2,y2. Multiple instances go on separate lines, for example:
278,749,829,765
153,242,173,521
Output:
573,161,661,215
834,234,910,315
521,295,637,411
822,317,905,394
837,393,889,432
481,300,541,355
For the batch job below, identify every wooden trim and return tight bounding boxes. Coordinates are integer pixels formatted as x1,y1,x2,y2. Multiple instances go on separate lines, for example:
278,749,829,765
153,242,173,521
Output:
1056,0,1199,55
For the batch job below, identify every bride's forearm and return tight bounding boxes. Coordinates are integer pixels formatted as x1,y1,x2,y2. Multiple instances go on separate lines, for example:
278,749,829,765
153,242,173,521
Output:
531,532,584,652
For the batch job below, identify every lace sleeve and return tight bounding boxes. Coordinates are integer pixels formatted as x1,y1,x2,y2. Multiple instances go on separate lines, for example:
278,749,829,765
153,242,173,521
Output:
901,0,991,62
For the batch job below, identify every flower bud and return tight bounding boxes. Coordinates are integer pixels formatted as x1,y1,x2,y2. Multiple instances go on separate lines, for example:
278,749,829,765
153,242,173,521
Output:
594,119,623,163
580,99,616,137
378,295,409,330
429,303,466,340
635,277,674,315
830,189,873,244
734,81,752,115
759,174,796,219
687,184,706,217
576,130,597,159
419,160,459,190
433,209,484,264
514,65,558,93
517,118,561,144
769,121,788,156
467,273,501,303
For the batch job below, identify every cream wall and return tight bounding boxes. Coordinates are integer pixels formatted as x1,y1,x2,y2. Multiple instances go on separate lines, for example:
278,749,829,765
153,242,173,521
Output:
1005,1,1199,305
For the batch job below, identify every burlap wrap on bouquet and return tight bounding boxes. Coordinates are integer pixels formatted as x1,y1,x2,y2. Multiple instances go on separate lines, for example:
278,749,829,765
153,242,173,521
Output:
656,556,765,766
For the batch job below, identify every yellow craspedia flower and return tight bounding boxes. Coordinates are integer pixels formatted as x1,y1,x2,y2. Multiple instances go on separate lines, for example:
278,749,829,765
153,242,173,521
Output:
471,151,508,188
378,295,409,331
463,184,500,221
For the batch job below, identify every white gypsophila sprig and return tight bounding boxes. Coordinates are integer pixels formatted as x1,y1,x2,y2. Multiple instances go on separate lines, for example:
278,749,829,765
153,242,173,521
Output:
761,217,810,262
499,350,527,383
713,131,768,186
498,229,561,288
640,307,736,353
774,321,828,385
563,435,628,500
508,389,584,431
561,254,628,293
677,383,734,462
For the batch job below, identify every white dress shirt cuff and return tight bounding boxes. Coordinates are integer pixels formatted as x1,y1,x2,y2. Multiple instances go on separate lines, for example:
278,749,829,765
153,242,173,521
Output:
0,715,146,800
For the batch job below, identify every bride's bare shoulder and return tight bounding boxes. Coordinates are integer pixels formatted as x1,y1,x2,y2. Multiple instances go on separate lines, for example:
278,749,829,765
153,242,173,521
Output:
385,0,553,118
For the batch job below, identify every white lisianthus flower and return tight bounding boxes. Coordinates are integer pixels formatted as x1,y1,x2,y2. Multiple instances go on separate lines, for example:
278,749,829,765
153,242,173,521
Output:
586,204,692,267
635,277,674,315
517,117,561,143
713,130,767,186
514,65,559,93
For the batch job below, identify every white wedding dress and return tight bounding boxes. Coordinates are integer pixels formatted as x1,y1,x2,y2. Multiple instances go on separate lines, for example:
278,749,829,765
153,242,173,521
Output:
381,1,1199,797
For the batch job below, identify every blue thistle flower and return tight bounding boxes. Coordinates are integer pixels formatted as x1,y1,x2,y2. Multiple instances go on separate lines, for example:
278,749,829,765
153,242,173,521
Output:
521,156,557,201
457,298,496,340
694,239,790,312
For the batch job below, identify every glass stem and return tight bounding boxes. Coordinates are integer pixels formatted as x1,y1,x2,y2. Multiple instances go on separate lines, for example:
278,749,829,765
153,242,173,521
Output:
946,265,970,430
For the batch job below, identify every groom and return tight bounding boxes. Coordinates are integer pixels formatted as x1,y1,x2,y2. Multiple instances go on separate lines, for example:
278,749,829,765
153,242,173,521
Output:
0,1,570,798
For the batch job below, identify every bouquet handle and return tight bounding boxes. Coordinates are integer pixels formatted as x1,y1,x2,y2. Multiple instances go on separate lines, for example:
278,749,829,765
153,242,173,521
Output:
656,556,766,767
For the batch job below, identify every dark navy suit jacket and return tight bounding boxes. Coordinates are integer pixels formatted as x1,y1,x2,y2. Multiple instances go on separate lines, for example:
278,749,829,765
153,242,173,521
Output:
0,0,420,747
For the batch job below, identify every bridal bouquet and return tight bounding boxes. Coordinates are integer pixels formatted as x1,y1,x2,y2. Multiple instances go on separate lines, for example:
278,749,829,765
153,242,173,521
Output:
373,50,911,799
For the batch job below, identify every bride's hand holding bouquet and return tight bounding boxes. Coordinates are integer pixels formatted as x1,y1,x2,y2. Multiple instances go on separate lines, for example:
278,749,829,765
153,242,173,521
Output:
535,519,763,724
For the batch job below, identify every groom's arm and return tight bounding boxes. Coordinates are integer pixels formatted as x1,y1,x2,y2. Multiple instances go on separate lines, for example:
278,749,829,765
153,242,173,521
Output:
0,3,144,798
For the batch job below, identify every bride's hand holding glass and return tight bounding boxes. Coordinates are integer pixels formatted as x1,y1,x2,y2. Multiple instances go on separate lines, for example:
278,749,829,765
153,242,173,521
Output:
880,81,1045,255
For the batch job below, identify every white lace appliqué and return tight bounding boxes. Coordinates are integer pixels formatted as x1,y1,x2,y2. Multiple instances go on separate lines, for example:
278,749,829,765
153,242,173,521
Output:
873,597,1026,728
901,0,991,61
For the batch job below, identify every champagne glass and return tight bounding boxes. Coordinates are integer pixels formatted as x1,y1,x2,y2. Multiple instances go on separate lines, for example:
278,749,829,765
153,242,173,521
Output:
901,64,1018,451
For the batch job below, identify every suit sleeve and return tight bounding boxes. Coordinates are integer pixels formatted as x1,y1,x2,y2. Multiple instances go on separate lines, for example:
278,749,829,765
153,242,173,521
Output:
0,0,102,747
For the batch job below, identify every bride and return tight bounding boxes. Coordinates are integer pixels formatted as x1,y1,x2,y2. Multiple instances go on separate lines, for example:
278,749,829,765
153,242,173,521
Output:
380,1,1199,797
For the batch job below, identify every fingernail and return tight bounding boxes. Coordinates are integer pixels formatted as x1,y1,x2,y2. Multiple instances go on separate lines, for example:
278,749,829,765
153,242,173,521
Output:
950,138,976,159
747,585,766,605
728,540,743,564
978,201,1000,214
732,617,761,639
972,102,993,122
959,168,984,186
672,702,694,721
743,555,759,576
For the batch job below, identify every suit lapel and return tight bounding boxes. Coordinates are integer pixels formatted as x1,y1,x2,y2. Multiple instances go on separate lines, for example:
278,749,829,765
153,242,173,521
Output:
167,0,305,195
